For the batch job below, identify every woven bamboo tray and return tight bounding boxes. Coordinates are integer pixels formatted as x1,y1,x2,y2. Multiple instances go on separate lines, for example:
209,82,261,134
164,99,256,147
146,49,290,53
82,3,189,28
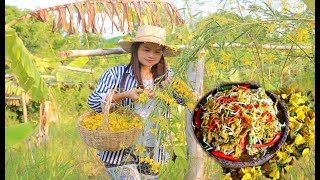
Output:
192,82,289,169
77,90,143,151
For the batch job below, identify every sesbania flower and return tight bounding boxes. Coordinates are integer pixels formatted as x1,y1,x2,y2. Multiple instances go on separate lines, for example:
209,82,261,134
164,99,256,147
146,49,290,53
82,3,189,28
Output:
155,90,176,105
137,89,150,103
171,79,198,108
223,173,232,180
81,112,143,132
144,156,154,164
149,128,157,135
135,145,146,154
120,144,128,149
151,162,161,174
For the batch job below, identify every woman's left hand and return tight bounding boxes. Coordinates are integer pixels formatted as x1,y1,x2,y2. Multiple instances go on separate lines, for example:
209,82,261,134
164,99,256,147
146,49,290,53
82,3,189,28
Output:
161,76,172,87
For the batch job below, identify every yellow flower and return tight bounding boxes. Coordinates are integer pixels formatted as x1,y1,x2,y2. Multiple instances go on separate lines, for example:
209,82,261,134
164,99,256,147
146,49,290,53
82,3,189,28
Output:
144,156,154,164
302,148,310,157
151,117,161,123
282,156,293,164
296,111,305,120
119,144,128,149
269,168,280,179
223,173,232,180
149,128,157,135
139,157,145,163
276,151,288,161
241,173,252,180
306,132,315,144
294,133,306,145
240,167,252,174
151,162,161,174
135,145,146,154
281,94,288,99
284,165,293,172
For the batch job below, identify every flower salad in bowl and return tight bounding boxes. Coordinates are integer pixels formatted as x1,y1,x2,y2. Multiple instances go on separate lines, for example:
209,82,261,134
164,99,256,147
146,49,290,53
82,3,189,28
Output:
192,83,289,168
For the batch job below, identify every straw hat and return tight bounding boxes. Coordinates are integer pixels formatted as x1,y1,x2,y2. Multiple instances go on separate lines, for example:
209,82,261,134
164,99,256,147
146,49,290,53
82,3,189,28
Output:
118,25,178,57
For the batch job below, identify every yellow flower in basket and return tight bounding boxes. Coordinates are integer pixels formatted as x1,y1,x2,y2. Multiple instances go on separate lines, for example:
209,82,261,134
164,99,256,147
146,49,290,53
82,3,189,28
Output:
77,90,144,151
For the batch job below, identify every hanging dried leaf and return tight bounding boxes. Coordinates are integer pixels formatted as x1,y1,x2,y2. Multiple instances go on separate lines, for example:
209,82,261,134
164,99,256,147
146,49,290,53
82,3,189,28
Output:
74,2,88,33
30,9,49,22
17,0,185,34
66,4,76,34
131,1,142,26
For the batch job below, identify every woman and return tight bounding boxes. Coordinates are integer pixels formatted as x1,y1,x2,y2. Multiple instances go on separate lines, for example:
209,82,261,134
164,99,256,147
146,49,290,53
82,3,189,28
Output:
88,25,184,179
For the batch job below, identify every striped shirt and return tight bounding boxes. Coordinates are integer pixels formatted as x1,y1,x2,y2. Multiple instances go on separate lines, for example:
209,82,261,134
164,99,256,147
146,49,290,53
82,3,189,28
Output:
87,64,185,165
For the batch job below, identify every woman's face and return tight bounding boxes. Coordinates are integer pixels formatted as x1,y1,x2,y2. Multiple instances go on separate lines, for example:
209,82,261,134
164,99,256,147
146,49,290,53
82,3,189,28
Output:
137,42,163,68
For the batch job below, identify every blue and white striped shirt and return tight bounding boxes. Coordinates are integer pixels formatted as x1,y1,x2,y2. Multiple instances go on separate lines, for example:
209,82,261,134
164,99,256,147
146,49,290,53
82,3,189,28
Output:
88,64,185,165
88,64,138,165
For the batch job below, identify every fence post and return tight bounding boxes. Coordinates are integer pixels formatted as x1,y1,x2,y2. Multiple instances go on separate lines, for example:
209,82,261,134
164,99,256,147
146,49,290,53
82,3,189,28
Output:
185,49,205,180
21,89,28,123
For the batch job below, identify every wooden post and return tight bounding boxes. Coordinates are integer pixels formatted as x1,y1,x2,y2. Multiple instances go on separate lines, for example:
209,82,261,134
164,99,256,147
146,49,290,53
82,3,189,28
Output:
21,89,28,123
185,50,205,180
36,101,51,147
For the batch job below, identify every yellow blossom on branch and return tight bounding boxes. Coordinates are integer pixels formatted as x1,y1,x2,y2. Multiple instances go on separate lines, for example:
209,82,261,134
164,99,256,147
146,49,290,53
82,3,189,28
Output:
144,156,154,164
151,162,161,174
135,145,146,154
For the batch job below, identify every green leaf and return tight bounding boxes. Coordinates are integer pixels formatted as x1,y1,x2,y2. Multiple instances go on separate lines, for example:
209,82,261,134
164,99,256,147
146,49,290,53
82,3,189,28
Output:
169,126,179,133
5,27,48,101
174,146,186,158
5,122,36,148
175,156,189,170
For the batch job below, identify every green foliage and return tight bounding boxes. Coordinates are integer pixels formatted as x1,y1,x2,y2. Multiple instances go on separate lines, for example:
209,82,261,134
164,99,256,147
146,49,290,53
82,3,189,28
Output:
5,122,37,148
172,2,314,94
5,28,49,101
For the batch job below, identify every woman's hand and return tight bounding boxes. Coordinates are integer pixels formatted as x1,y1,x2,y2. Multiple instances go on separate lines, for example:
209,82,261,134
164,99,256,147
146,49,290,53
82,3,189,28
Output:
111,88,143,102
126,88,144,100
160,76,172,87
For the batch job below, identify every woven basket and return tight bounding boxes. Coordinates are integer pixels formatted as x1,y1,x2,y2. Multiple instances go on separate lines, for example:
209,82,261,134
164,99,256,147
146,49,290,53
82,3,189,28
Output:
77,90,143,151
192,81,289,169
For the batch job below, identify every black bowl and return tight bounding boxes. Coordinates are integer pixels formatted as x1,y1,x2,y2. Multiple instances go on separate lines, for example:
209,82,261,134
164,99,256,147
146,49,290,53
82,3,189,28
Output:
192,82,289,169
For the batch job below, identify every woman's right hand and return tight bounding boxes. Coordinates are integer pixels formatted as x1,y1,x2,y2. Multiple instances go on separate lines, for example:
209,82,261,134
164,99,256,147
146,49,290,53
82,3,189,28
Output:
125,88,144,100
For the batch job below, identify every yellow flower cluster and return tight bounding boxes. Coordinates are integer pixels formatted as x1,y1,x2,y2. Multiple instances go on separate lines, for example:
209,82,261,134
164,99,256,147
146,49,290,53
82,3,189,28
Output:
81,112,143,132
139,156,161,174
155,89,176,106
137,89,149,103
295,27,310,43
171,79,198,109
223,88,315,180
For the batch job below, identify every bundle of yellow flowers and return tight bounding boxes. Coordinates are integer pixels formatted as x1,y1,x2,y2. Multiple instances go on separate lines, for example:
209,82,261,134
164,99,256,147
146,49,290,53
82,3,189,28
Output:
81,112,144,132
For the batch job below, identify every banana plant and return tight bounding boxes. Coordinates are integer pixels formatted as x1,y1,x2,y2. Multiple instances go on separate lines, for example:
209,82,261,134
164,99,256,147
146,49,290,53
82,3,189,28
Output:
5,28,48,102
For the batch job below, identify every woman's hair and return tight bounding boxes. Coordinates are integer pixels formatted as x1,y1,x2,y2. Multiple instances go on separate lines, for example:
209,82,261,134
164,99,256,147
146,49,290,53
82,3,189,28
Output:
130,42,167,89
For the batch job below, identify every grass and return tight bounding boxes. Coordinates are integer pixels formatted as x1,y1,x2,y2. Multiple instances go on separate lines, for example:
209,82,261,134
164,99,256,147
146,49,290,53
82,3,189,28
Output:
5,107,315,179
